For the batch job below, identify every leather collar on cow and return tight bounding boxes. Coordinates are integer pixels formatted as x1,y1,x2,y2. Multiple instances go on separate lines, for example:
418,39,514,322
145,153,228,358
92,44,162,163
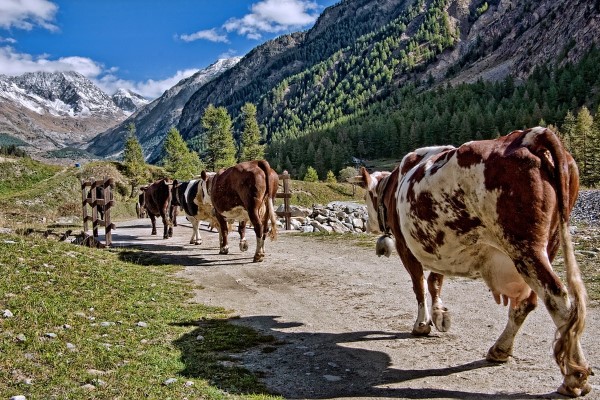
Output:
376,175,392,236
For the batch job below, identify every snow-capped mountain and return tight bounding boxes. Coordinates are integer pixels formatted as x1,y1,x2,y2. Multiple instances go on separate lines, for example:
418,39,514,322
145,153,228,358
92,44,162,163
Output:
112,88,150,114
87,57,241,161
0,71,147,152
2,71,124,117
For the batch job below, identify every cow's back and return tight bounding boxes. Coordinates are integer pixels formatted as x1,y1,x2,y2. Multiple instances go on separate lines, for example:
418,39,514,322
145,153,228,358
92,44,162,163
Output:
211,161,270,213
396,128,577,276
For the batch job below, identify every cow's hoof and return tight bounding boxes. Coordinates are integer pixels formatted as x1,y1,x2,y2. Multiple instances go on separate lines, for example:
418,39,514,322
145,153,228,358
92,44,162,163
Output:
192,240,201,245
486,345,511,363
219,247,229,255
151,231,157,235
432,307,451,332
557,382,592,397
240,240,248,252
411,322,431,336
253,254,264,262
558,368,593,397
168,228,173,237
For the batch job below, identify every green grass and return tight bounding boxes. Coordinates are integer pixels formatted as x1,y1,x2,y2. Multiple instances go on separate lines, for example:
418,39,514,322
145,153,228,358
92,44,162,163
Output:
281,180,366,208
0,157,61,198
0,159,142,228
0,235,280,399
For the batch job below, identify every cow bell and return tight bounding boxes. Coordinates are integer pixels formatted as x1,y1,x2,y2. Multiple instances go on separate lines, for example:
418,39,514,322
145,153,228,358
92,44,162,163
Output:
376,235,394,257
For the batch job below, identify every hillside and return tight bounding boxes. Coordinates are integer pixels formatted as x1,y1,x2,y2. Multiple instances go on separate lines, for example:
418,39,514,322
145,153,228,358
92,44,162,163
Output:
173,0,600,147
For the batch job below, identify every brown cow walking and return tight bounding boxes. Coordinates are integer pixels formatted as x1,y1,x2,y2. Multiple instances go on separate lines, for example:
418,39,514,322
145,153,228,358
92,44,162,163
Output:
139,178,174,239
210,160,279,262
350,127,592,397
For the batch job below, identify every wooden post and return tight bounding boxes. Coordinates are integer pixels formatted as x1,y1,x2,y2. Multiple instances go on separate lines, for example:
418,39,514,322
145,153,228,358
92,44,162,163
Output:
81,179,89,232
81,177,116,247
90,177,99,239
104,177,115,247
276,171,291,230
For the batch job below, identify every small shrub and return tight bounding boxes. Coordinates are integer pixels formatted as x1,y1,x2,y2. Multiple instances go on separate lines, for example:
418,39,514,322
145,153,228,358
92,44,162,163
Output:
303,166,319,182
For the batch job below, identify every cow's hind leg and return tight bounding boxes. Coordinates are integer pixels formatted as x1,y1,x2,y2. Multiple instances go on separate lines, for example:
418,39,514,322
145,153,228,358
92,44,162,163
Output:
516,253,591,396
487,291,537,362
428,272,451,332
238,221,248,252
249,208,265,262
189,217,201,245
160,212,172,239
149,214,157,235
216,214,229,254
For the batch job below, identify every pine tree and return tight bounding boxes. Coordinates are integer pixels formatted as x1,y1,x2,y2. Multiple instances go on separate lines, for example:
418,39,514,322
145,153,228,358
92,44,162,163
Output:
201,104,237,171
304,166,319,182
123,123,147,196
574,106,593,184
162,127,204,180
587,106,600,187
561,110,577,152
325,170,336,183
239,102,265,162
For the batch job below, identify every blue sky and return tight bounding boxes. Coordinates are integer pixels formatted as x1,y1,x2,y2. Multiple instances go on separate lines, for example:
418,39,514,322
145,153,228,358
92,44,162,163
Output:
0,0,338,99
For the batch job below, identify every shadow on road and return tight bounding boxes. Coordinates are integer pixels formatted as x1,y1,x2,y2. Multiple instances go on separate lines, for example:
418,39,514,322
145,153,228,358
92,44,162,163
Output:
172,316,554,399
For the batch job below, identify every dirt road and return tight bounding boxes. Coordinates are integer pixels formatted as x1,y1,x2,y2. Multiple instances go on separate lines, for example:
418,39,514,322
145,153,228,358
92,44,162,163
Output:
112,217,599,399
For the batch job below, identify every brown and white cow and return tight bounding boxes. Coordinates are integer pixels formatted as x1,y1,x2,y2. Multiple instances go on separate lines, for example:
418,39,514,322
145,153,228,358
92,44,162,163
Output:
211,160,279,262
139,178,174,239
350,127,592,397
171,172,216,245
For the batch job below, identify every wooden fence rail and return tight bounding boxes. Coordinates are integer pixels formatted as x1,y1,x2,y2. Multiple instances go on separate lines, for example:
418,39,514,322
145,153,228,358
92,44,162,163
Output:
275,171,291,230
81,177,116,247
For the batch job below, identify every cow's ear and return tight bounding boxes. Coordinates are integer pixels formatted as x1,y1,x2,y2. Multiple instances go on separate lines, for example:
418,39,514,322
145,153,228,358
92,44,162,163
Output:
347,167,371,189
201,170,207,181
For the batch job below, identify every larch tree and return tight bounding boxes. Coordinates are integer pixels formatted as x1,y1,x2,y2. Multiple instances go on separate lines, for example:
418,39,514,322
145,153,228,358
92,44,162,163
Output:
574,106,593,185
162,127,203,180
201,104,237,171
588,106,600,186
239,102,265,162
123,123,147,196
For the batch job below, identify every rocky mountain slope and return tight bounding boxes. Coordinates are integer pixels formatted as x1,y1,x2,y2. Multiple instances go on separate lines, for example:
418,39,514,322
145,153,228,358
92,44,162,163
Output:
0,71,147,152
172,0,600,147
87,58,241,161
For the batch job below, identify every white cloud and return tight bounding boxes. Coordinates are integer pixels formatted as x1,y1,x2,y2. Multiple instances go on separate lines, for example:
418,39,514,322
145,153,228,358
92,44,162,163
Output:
0,37,17,44
0,0,58,31
0,45,195,100
219,49,239,59
0,46,102,77
223,0,319,39
180,28,229,43
96,69,199,100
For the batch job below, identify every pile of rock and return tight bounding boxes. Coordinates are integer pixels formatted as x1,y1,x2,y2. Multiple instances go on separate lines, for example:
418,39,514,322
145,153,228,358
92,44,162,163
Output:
277,201,368,233
571,189,600,226
277,188,600,234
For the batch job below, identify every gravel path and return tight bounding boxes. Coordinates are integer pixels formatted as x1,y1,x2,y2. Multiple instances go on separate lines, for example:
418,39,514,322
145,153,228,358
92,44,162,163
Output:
112,216,600,399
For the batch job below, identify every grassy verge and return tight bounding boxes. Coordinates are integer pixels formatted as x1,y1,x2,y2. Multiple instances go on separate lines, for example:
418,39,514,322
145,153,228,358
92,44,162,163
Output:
0,158,61,197
282,180,366,208
0,234,280,399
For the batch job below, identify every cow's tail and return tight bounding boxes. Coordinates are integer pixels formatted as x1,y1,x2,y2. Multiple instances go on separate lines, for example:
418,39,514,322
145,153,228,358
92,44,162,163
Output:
258,160,278,241
539,128,588,379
